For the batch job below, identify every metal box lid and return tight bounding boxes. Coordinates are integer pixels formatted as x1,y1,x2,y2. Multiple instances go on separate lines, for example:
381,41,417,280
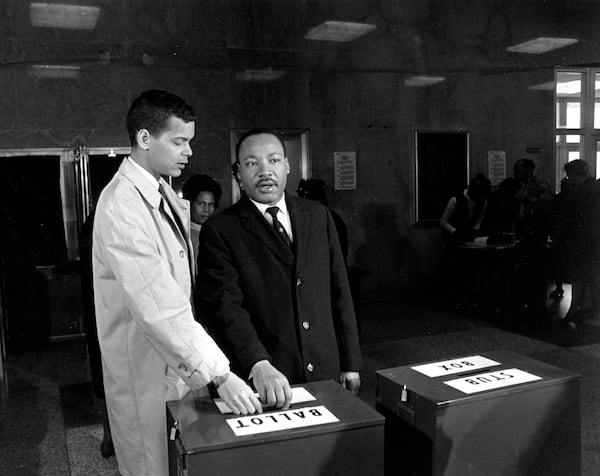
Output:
167,379,384,454
376,350,579,408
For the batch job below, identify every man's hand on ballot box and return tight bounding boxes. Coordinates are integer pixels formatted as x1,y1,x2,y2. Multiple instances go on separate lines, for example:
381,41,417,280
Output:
250,360,293,410
340,371,361,395
213,372,263,415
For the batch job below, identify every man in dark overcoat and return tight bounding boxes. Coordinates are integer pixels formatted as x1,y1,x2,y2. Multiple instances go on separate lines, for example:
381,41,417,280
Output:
197,129,361,409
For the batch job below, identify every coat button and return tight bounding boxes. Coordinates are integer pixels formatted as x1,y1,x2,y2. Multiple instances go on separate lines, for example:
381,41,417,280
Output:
302,321,310,330
178,363,189,372
179,250,184,258
306,363,314,372
296,277,302,286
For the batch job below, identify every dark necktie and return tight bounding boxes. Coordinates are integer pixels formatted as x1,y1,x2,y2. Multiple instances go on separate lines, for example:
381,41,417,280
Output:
266,206,292,247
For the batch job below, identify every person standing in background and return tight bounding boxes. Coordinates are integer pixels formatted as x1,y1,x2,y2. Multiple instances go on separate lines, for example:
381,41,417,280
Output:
182,174,222,265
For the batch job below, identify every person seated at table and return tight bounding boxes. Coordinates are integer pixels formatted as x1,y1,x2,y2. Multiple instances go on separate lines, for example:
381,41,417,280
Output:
439,174,491,310
440,174,491,247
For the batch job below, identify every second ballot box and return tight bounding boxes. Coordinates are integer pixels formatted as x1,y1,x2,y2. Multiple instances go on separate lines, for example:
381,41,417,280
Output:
167,379,384,476
376,350,580,476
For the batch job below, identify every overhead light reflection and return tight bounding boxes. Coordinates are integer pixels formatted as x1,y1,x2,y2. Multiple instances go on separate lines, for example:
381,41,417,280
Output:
30,64,81,79
506,37,578,54
30,2,101,30
404,76,445,87
236,68,285,82
305,21,376,42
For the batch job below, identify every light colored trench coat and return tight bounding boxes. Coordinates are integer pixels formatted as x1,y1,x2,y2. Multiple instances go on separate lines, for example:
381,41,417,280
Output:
92,158,229,476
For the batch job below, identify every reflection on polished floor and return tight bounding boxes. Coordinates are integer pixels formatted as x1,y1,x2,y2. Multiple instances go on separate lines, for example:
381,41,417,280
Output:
1,292,600,475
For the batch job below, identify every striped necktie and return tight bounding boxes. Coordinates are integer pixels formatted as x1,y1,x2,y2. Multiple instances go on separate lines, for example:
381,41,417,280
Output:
266,206,292,247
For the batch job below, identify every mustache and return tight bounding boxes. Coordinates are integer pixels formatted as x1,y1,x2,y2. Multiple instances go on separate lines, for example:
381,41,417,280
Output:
256,179,277,186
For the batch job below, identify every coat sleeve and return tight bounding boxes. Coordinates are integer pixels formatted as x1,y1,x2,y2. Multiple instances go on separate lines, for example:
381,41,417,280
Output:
197,219,271,375
95,191,230,390
326,209,362,372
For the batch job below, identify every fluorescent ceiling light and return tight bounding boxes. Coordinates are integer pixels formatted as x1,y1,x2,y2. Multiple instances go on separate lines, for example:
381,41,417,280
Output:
30,2,101,30
528,82,554,91
404,76,445,87
305,21,376,42
506,37,578,54
30,64,81,79
236,69,285,81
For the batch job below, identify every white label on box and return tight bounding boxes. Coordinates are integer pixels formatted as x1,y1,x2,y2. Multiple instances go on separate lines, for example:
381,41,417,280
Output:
411,355,501,377
214,387,316,414
226,405,339,436
444,368,542,394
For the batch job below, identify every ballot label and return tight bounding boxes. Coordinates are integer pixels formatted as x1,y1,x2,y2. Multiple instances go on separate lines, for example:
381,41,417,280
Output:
444,368,541,394
214,387,316,414
412,355,501,377
226,405,339,436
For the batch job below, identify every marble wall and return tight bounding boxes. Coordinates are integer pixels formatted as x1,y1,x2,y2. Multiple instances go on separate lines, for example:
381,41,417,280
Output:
0,0,596,301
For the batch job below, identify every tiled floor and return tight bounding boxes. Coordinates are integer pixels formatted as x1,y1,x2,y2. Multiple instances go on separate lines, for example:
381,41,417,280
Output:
1,289,599,475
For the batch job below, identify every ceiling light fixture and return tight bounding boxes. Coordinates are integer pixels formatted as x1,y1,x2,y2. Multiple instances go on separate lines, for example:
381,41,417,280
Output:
236,68,286,82
30,2,101,30
30,64,81,79
305,21,376,42
404,76,445,87
506,37,578,54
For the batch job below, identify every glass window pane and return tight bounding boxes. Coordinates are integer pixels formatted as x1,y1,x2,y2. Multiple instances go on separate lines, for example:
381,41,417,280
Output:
595,73,600,99
596,102,600,129
568,151,580,161
597,142,600,180
566,102,581,128
566,135,581,143
556,71,582,98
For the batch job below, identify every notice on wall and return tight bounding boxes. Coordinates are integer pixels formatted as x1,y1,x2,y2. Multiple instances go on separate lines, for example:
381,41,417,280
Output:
226,405,339,436
488,151,506,186
334,151,357,190
412,355,501,378
444,368,541,394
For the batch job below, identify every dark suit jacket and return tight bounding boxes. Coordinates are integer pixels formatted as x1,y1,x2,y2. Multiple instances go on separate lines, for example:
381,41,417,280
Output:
197,193,362,384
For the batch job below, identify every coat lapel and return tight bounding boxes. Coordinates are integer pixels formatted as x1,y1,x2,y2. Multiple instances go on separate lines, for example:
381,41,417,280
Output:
287,194,309,273
238,195,294,267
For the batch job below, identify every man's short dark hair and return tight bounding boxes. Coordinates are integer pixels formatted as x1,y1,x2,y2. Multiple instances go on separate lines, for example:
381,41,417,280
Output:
181,174,223,207
126,90,195,147
235,128,287,162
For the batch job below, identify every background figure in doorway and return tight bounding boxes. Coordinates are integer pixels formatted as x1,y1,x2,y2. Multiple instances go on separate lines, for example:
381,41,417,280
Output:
554,160,600,323
439,174,491,310
181,174,222,265
79,209,114,458
296,178,348,264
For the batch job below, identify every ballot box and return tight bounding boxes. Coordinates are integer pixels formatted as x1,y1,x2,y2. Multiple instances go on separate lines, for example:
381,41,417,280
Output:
167,379,384,476
376,350,580,476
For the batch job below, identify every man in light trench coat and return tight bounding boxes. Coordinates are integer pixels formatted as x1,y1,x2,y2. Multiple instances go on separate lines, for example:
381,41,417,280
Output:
92,90,262,476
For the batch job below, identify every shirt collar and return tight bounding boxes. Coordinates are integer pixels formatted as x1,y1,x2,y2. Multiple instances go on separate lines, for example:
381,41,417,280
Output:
128,156,160,190
249,194,289,217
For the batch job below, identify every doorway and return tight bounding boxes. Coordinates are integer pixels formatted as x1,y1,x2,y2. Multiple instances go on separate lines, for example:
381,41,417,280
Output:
0,147,128,356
